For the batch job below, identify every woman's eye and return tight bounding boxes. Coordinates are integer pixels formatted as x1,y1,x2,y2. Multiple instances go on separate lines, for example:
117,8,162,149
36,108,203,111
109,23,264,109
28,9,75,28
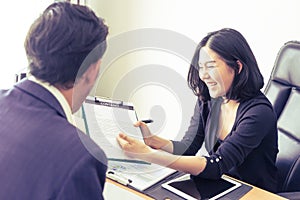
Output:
207,65,216,69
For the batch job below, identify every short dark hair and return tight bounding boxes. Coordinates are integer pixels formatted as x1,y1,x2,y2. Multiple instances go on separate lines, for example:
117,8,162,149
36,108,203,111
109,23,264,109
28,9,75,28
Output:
187,28,264,102
25,2,109,89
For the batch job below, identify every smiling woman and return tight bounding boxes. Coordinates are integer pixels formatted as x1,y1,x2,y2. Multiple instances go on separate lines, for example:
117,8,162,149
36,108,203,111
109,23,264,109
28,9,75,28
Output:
117,28,279,193
198,46,236,99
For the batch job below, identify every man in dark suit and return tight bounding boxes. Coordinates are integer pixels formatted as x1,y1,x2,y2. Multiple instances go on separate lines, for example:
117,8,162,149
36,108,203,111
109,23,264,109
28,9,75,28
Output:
0,2,109,199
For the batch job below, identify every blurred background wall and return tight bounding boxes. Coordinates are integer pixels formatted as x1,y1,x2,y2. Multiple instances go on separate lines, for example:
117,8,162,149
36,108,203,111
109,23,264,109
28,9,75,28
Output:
1,0,300,141
86,0,300,140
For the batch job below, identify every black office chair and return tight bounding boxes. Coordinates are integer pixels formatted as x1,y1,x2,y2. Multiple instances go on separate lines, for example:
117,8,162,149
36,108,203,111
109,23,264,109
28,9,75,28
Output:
264,41,300,199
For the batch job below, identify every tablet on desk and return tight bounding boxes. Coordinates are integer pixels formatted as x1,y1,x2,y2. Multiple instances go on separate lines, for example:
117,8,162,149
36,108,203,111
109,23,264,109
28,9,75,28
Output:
162,174,241,200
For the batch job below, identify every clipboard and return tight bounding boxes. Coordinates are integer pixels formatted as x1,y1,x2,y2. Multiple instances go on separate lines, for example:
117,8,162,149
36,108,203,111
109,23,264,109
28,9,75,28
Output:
82,96,176,191
82,96,146,163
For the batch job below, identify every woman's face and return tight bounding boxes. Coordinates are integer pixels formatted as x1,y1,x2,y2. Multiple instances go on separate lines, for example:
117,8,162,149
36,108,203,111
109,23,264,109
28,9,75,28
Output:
198,46,235,98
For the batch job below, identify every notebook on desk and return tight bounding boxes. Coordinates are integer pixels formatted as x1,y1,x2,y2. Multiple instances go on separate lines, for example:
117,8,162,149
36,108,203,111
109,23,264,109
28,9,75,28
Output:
162,174,241,200
82,96,176,191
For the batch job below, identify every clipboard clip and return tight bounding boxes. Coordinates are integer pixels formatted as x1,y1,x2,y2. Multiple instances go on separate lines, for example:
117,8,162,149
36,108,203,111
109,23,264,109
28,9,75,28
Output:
107,170,132,186
94,96,123,107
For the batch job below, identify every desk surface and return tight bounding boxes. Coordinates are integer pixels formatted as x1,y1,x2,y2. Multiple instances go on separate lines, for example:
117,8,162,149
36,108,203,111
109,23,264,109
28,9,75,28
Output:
223,175,287,200
106,177,288,200
106,179,153,199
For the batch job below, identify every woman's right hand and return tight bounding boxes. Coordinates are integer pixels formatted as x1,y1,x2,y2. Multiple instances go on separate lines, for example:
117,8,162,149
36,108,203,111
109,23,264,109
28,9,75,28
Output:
134,121,156,148
134,121,173,152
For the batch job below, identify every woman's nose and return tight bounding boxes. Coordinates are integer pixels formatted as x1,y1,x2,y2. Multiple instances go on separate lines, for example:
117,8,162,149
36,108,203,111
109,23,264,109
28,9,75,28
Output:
199,68,210,80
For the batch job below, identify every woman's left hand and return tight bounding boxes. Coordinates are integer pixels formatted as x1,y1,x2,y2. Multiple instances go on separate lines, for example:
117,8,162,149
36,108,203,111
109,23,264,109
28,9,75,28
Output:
117,133,152,158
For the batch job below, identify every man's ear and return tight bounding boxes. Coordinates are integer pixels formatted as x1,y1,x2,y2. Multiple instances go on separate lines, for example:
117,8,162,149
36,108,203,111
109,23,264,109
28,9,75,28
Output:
237,60,243,74
82,59,101,84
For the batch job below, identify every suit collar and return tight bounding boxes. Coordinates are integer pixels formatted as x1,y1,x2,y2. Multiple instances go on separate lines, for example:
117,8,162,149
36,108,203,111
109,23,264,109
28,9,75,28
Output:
28,76,73,124
15,79,67,119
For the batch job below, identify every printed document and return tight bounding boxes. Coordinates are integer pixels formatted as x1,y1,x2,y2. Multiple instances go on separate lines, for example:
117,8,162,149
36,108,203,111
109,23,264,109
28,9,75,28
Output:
83,99,142,161
82,98,176,190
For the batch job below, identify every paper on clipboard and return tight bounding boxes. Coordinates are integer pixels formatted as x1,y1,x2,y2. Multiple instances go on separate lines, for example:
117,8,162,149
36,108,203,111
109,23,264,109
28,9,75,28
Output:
82,97,144,162
82,96,176,191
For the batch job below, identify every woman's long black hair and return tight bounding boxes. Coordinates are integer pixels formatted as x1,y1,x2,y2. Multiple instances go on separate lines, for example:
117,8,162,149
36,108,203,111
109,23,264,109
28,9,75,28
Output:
187,28,263,102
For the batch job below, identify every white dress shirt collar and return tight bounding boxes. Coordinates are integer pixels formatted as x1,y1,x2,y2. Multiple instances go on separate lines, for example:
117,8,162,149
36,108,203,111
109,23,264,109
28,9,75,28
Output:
28,75,74,125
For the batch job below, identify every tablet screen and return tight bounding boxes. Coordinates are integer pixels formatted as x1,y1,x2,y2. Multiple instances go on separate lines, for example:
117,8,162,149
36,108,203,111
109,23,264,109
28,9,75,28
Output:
162,174,241,200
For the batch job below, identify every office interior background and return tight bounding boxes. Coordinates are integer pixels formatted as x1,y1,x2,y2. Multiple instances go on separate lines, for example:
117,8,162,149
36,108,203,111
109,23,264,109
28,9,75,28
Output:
1,0,300,141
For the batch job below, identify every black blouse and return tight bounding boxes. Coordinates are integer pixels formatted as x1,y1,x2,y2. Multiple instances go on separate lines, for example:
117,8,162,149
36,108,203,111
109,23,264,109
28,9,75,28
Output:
172,92,278,192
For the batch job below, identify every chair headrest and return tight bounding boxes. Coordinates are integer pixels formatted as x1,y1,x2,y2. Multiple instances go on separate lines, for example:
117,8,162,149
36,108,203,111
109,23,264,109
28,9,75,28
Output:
271,41,300,89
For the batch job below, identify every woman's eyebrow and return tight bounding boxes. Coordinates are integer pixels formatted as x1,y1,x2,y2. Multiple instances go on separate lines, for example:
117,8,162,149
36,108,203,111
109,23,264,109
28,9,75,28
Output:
198,60,216,66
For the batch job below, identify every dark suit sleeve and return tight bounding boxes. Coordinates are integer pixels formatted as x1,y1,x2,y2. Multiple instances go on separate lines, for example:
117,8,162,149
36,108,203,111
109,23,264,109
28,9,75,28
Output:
172,99,205,155
56,154,107,200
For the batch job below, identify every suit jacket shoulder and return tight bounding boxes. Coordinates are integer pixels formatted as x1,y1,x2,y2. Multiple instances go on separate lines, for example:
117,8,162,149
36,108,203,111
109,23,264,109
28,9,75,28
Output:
0,79,107,200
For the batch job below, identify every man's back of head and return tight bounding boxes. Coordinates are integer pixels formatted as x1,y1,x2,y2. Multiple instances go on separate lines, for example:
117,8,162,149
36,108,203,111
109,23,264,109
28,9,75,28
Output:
0,2,109,199
25,2,109,89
